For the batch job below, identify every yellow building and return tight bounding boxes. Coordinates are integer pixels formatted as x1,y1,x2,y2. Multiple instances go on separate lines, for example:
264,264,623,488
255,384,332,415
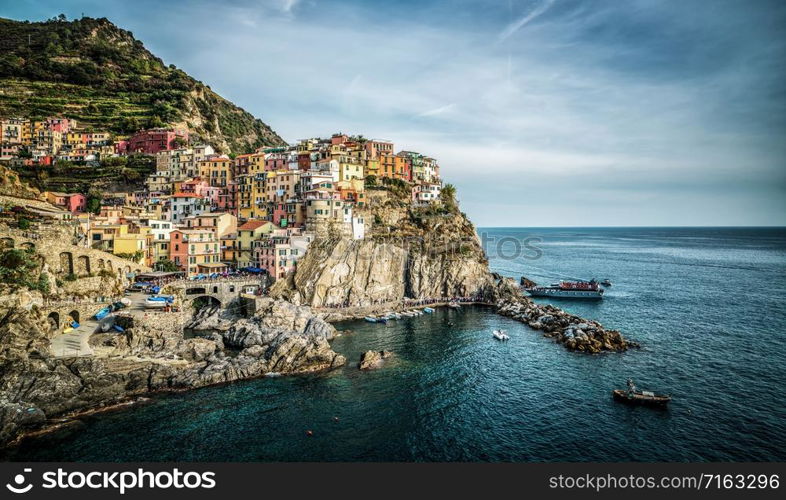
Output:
338,156,364,182
365,158,380,178
197,157,233,187
236,220,274,268
113,232,148,264
1,119,25,144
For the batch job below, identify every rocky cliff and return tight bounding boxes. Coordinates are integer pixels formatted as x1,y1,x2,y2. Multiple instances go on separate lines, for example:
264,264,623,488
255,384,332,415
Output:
271,192,495,307
0,297,344,446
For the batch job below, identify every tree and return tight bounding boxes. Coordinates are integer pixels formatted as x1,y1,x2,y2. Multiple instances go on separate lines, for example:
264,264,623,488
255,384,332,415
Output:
441,183,457,212
86,195,101,214
154,259,179,272
17,218,31,230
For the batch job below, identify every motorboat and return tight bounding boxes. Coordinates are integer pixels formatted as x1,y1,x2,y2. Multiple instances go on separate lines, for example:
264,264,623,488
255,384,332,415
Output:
601,279,612,287
448,302,461,309
364,316,377,323
613,379,670,407
492,329,510,341
423,307,435,314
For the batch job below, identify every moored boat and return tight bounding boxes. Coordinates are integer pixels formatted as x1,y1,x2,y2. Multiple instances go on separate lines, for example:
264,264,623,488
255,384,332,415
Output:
94,307,111,320
448,302,461,309
423,307,435,314
492,329,510,341
144,295,173,309
364,316,377,323
613,379,671,407
525,280,604,299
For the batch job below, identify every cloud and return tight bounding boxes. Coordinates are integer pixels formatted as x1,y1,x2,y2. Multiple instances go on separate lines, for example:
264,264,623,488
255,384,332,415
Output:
5,0,784,225
498,0,556,42
416,103,456,117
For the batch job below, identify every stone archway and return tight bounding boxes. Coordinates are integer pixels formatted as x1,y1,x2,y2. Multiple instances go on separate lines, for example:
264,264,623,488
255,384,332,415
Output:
192,296,222,310
59,252,74,275
20,241,35,252
76,255,91,276
47,312,60,331
67,310,80,324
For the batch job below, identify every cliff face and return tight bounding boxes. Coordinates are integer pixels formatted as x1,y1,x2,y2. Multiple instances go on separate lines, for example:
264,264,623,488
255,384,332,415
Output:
271,198,495,307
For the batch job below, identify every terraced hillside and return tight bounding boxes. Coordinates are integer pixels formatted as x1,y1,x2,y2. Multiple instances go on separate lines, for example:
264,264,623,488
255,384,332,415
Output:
0,16,285,154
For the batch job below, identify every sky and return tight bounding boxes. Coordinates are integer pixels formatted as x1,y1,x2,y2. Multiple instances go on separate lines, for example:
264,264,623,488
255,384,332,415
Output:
3,0,786,226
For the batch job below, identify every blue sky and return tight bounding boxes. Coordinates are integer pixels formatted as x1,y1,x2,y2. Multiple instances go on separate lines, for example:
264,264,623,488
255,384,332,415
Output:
3,0,785,226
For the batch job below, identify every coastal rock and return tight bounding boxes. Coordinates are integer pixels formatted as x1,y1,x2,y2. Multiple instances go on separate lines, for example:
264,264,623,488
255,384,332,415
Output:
496,297,638,353
179,338,218,362
0,295,347,447
358,350,394,370
270,208,494,307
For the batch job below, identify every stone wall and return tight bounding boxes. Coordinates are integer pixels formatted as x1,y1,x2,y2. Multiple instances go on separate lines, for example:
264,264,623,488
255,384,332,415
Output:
0,223,150,285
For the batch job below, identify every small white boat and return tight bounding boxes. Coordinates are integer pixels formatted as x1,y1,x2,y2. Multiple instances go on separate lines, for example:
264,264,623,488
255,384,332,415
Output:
364,316,377,323
448,302,461,309
423,307,435,314
492,329,510,341
144,296,171,309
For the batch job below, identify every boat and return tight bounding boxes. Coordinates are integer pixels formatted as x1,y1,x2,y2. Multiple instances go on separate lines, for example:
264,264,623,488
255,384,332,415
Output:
525,280,604,299
613,379,671,407
601,279,612,287
113,325,125,333
423,307,435,314
94,307,111,320
120,297,132,306
364,316,377,323
448,302,461,309
144,296,173,309
492,329,510,341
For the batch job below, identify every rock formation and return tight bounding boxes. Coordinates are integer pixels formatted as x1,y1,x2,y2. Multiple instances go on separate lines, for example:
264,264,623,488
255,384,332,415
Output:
496,295,638,353
0,297,344,447
358,350,393,370
271,198,494,307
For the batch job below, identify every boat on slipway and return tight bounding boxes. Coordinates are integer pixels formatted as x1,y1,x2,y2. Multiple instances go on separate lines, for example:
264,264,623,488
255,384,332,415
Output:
145,295,174,309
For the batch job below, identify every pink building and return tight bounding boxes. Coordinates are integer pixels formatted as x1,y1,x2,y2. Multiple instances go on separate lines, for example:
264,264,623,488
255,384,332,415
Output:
46,118,76,134
123,129,189,155
65,193,86,213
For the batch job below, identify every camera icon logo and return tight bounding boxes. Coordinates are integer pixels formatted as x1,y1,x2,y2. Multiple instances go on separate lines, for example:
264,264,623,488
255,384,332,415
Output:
5,468,33,494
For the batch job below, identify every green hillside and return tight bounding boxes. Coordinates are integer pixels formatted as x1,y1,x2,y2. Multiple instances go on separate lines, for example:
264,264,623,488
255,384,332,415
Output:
0,16,285,153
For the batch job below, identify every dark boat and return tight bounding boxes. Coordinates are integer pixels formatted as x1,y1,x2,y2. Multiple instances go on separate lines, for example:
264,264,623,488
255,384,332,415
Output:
601,279,612,287
525,279,604,299
613,379,671,407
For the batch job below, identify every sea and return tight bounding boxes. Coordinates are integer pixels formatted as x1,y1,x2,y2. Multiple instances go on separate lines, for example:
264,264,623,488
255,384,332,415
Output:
3,227,785,462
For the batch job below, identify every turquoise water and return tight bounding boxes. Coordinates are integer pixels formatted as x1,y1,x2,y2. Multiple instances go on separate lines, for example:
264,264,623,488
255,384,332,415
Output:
3,227,786,461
